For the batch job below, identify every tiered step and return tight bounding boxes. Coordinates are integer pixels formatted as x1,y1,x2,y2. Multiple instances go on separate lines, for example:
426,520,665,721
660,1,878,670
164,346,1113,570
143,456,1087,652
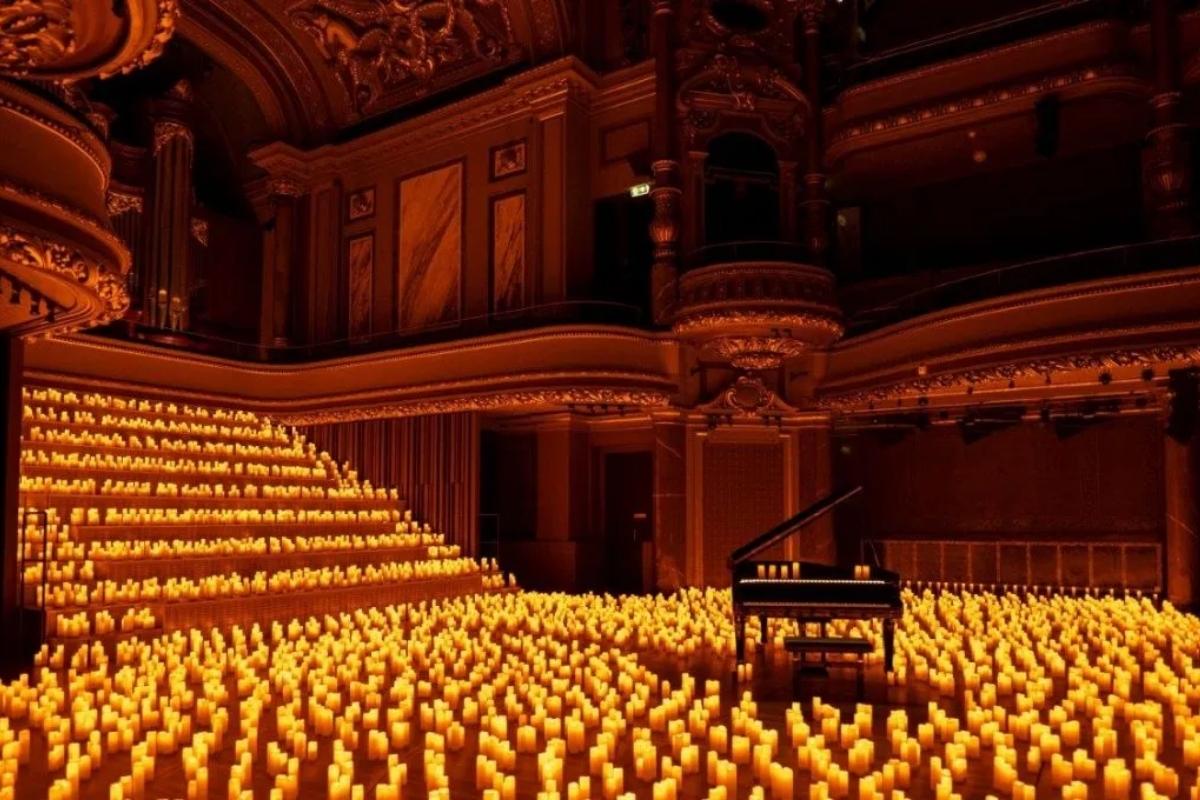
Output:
18,387,512,641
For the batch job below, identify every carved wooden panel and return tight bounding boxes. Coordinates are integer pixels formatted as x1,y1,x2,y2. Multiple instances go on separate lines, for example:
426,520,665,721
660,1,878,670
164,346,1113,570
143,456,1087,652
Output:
397,162,462,329
347,234,374,337
491,192,525,313
702,442,783,587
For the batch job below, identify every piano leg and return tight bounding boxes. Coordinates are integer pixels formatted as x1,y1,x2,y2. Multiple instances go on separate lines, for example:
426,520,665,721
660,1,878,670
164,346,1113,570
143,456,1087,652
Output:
735,610,746,664
883,617,896,674
758,614,767,653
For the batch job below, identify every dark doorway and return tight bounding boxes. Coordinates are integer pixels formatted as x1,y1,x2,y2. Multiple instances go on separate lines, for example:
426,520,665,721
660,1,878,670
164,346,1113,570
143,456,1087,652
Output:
704,132,780,245
594,192,654,317
603,451,654,594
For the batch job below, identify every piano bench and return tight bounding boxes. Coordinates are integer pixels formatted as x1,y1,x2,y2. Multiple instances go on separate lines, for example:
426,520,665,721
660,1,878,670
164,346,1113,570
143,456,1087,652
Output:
783,637,873,698
783,637,873,654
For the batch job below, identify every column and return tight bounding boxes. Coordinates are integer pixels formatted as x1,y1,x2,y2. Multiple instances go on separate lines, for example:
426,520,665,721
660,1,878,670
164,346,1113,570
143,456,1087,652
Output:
0,336,22,661
1144,0,1195,239
649,0,681,324
147,81,194,330
799,0,830,265
1165,372,1200,604
259,177,305,348
536,83,591,303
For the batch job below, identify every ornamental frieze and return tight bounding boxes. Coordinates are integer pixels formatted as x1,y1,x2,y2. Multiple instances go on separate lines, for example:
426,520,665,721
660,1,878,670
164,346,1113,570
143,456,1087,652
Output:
818,345,1200,410
287,0,517,114
274,387,672,425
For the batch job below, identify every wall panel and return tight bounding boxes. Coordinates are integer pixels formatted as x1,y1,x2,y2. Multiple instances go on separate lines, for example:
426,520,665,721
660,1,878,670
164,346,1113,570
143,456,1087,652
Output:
701,442,784,587
397,163,463,329
303,413,480,552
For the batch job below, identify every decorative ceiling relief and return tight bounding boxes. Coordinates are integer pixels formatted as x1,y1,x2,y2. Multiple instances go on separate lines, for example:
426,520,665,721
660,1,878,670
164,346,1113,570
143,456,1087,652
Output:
0,0,75,74
287,0,518,115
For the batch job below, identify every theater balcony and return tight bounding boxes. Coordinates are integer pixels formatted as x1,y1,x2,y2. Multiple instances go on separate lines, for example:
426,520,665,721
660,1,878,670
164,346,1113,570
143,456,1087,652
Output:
667,242,843,371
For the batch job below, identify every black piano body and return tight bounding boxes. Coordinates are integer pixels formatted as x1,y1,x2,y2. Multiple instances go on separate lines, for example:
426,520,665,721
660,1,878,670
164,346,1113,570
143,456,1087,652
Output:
728,486,902,671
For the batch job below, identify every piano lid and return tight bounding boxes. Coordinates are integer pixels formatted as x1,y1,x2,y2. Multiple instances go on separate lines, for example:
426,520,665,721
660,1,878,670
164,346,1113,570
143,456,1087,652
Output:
726,485,863,569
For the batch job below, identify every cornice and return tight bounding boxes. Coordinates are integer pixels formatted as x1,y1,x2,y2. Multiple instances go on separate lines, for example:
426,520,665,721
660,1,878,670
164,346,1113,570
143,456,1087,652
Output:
273,387,674,425
250,57,601,179
819,334,1200,410
46,324,676,376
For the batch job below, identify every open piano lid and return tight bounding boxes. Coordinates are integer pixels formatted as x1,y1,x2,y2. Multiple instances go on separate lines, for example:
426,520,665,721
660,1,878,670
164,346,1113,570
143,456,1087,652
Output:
726,485,863,569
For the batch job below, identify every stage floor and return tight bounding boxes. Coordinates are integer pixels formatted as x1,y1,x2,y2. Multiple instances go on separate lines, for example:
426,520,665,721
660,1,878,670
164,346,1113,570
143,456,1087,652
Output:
2,588,1195,800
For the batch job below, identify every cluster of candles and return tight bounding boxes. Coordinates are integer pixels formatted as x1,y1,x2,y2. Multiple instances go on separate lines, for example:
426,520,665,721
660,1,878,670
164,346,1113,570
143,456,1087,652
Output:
22,450,329,480
0,588,1196,800
24,388,263,424
25,425,307,460
42,557,506,607
23,404,293,445
68,506,401,526
82,532,453,560
53,607,158,637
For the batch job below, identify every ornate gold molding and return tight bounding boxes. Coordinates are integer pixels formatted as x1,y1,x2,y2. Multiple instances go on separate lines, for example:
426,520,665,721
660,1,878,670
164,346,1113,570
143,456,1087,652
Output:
107,190,144,217
0,0,74,75
112,0,180,76
819,345,1200,409
708,336,810,371
268,176,307,199
674,310,844,339
274,387,672,425
0,223,129,330
152,119,192,156
695,374,800,419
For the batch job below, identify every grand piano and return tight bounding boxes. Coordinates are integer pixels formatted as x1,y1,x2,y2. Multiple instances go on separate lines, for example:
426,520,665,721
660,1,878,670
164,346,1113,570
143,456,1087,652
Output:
728,486,902,672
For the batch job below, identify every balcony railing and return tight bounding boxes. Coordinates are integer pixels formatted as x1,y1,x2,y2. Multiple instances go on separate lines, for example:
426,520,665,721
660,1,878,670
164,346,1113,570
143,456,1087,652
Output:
686,241,811,270
95,300,646,364
844,235,1200,335
834,0,1126,90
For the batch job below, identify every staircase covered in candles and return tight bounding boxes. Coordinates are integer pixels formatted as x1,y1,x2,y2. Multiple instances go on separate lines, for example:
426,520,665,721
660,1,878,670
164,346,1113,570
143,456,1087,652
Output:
16,386,511,646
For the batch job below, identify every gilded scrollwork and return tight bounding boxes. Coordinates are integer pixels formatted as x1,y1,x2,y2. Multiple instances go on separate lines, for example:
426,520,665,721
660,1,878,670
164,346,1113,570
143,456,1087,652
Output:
275,387,672,424
818,345,1200,409
107,190,144,217
287,0,516,114
0,223,130,327
0,0,74,74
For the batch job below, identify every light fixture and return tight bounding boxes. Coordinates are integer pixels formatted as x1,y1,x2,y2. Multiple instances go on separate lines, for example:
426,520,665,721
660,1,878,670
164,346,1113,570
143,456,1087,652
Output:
629,182,651,198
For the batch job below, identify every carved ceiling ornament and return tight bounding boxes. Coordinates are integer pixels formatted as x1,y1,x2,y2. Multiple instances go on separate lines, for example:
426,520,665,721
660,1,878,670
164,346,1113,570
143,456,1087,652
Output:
677,50,808,148
818,344,1200,410
695,374,799,421
274,386,672,424
0,0,75,74
106,190,144,217
287,0,517,115
0,223,130,330
110,0,180,76
152,119,193,156
708,335,809,371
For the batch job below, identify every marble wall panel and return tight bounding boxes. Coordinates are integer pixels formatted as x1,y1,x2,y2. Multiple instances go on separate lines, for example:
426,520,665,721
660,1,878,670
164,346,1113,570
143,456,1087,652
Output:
397,163,462,328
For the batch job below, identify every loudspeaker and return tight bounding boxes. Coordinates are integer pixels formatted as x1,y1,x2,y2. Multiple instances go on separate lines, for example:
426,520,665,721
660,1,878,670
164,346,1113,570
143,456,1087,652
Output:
1035,95,1060,158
